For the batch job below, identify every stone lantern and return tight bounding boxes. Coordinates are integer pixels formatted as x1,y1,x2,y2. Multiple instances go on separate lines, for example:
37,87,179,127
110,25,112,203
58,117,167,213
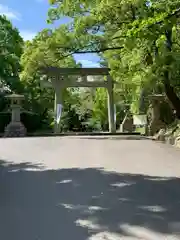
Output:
4,93,26,137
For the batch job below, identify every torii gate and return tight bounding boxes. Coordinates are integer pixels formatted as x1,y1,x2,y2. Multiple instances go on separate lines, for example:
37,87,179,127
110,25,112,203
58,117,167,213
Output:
40,67,116,133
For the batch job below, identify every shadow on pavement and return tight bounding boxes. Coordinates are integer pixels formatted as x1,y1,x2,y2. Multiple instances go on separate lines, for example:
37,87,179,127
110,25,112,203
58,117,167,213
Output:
0,160,180,239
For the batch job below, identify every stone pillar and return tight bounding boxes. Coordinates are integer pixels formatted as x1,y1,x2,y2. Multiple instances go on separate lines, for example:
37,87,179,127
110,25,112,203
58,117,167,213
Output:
12,106,21,122
107,76,116,133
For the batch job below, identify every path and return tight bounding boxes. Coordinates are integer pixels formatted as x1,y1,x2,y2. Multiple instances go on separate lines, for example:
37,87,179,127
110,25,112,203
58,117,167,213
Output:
0,136,180,239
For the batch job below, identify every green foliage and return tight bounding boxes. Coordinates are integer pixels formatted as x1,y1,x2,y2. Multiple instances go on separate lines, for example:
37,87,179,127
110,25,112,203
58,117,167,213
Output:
19,27,82,131
92,88,108,129
47,0,180,119
0,15,23,92
2,0,180,133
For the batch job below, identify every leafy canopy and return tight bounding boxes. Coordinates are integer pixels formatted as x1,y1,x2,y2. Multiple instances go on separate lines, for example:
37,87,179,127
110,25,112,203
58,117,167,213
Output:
0,15,23,92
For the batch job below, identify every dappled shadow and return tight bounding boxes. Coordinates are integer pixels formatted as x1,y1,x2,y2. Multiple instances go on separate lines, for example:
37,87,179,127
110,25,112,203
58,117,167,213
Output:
0,160,180,239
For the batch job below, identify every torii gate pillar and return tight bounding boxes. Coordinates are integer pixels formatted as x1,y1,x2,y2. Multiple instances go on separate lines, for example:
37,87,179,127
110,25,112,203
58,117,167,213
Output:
107,75,115,133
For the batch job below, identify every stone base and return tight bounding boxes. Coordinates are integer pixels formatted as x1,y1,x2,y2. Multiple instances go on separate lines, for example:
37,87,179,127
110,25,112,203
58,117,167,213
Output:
119,118,135,133
153,128,166,142
149,120,166,136
4,121,26,138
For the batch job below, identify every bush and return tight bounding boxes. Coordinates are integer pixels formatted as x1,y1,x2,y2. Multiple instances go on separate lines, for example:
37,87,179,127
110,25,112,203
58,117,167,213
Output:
0,113,11,132
0,112,51,133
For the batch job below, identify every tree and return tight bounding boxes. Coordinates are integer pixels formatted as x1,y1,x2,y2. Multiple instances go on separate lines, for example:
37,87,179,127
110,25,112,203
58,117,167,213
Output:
47,0,180,118
0,15,23,92
20,26,83,130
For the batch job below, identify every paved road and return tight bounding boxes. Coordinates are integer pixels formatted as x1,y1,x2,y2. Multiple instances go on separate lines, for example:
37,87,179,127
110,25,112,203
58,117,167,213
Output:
0,136,180,239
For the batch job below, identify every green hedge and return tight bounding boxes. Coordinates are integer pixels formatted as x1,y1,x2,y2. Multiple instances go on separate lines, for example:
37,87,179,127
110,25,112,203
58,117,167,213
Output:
0,113,11,132
0,112,50,133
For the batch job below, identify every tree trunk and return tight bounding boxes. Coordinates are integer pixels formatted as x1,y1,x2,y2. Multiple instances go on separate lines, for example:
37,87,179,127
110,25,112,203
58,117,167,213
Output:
163,27,180,119
163,71,180,119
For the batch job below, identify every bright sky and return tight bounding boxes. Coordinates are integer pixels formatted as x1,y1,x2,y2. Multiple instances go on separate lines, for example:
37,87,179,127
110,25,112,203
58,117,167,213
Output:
0,0,100,67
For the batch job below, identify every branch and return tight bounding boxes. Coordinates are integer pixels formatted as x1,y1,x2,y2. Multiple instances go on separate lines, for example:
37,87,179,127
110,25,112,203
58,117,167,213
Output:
51,45,124,63
164,7,180,21
73,46,123,53
110,8,180,41
173,41,180,47
148,7,180,28
50,8,180,60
